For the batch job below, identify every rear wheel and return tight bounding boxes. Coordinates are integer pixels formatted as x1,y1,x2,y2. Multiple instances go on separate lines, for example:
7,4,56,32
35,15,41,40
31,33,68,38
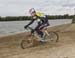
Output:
44,31,59,43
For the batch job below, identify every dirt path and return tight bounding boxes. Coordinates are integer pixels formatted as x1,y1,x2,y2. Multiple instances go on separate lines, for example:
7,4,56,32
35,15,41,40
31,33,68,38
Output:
0,24,75,58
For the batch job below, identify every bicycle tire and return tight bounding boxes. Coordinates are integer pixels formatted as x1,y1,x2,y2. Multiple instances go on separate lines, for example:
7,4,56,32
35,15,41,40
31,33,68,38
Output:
21,38,33,49
44,31,59,43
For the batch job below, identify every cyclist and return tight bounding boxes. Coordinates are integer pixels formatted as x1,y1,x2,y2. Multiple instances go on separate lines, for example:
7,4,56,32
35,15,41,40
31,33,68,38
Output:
24,8,50,42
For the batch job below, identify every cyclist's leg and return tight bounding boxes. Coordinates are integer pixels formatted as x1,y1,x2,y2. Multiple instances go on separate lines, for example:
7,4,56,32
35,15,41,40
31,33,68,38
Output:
38,25,49,43
39,24,46,38
34,25,45,41
39,23,50,37
35,26,42,36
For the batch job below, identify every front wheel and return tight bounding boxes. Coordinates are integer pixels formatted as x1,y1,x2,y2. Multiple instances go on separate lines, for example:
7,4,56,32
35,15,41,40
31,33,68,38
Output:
21,38,33,49
44,31,59,43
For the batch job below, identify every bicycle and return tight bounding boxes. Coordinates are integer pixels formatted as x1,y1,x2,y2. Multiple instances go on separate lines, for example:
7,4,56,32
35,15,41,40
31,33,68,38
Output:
21,26,59,49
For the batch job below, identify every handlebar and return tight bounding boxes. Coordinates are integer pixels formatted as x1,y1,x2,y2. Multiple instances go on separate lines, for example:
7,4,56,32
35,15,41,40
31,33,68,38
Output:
25,27,35,33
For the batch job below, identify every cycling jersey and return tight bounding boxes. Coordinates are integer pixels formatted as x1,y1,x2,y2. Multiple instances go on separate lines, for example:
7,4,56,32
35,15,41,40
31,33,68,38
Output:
26,12,49,27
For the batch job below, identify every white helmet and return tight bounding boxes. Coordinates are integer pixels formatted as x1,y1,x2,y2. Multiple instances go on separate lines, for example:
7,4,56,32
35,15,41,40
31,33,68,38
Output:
29,8,36,14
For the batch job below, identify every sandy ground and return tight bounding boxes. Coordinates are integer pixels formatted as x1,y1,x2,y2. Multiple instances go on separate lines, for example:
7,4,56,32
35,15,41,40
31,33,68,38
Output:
0,24,75,58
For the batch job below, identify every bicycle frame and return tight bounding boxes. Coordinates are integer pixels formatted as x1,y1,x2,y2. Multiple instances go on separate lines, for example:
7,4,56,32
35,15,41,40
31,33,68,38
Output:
26,27,49,40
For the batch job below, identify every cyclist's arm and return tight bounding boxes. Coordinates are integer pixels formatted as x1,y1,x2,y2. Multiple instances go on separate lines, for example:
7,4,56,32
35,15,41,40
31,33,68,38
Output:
26,18,35,27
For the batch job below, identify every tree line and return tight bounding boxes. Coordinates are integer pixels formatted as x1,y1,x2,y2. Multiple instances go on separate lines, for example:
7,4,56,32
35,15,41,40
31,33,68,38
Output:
0,14,75,21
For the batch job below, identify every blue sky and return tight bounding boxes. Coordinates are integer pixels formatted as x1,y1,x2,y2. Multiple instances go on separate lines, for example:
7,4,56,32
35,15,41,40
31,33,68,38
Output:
0,0,75,16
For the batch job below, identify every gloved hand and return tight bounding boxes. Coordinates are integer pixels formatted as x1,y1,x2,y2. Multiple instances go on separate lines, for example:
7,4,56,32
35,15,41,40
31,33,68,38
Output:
24,25,28,29
31,29,35,33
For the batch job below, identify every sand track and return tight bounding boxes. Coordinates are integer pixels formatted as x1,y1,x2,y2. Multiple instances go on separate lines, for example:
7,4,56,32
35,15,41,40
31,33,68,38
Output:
0,24,75,58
